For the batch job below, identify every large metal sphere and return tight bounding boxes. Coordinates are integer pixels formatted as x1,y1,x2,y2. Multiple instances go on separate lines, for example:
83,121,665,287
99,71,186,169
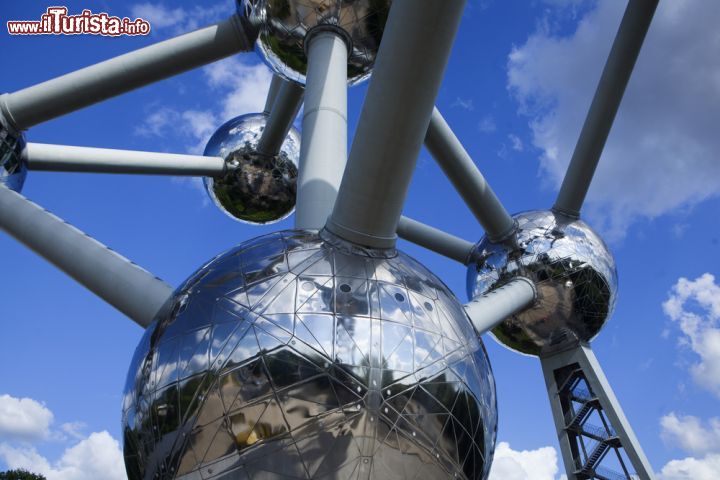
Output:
466,210,617,357
123,230,497,480
204,113,300,225
240,0,392,85
0,118,27,192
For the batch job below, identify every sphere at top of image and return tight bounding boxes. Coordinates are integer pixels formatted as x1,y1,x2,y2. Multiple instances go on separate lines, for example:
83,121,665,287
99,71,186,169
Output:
240,0,392,85
0,120,27,193
467,210,618,357
122,229,497,480
204,112,300,225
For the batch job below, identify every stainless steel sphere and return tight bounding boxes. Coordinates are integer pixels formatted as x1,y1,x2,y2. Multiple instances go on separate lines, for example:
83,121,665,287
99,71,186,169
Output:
123,230,497,480
466,210,617,357
0,117,27,192
240,0,392,85
204,113,300,225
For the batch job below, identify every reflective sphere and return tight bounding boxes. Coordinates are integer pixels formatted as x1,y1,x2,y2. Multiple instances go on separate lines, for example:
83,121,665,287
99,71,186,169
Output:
204,113,300,225
0,119,27,192
467,210,617,357
123,230,497,480
241,0,392,85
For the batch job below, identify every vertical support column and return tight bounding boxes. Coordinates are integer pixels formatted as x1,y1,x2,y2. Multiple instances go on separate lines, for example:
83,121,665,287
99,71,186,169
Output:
326,0,466,248
541,344,655,479
294,29,348,230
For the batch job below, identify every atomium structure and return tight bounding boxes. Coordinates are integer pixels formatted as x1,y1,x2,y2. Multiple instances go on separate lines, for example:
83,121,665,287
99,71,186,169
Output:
0,1,660,479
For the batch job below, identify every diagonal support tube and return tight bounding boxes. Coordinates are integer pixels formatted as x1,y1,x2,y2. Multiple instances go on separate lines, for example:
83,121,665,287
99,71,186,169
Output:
464,277,536,336
397,216,475,264
553,0,658,217
327,0,466,248
0,185,173,327
24,143,227,176
425,107,516,242
263,75,285,114
257,78,304,157
295,29,348,230
0,15,254,130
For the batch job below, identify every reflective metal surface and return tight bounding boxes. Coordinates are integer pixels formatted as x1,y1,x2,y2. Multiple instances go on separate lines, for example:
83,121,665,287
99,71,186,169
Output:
123,229,497,479
241,0,392,85
204,113,300,225
467,210,617,357
0,116,27,192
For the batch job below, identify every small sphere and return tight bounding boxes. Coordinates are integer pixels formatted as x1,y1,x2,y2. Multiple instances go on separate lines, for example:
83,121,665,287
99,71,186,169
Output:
0,119,27,192
240,0,392,85
467,210,617,356
204,113,300,225
123,230,497,480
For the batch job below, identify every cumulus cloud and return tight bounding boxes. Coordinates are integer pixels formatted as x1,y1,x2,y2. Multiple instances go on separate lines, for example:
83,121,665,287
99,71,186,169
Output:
0,432,125,480
662,273,720,398
508,1,720,238
656,274,720,478
661,413,720,456
130,1,233,35
136,58,272,153
0,395,53,441
488,442,565,480
203,58,274,123
659,453,720,480
0,395,124,480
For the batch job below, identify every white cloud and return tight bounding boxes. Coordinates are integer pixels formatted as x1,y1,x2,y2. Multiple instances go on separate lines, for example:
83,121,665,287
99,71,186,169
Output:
508,1,720,238
130,1,233,35
203,57,274,122
509,134,524,152
0,394,124,480
136,58,273,153
661,413,720,456
663,273,720,398
479,114,497,133
488,442,565,480
659,453,720,480
452,97,475,111
0,431,125,480
0,394,53,441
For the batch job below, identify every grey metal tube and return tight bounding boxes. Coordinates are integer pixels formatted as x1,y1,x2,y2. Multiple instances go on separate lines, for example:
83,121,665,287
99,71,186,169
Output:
0,15,253,130
553,0,658,217
464,277,536,336
263,75,285,114
257,79,304,156
326,0,466,248
0,186,173,327
425,107,516,242
397,216,475,264
295,30,348,230
24,143,226,176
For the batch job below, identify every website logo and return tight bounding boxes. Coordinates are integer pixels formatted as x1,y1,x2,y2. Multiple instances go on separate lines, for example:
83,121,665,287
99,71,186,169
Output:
7,7,151,36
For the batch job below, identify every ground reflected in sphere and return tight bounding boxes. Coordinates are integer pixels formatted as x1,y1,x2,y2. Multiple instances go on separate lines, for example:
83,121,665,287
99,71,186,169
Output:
467,210,617,356
123,230,497,479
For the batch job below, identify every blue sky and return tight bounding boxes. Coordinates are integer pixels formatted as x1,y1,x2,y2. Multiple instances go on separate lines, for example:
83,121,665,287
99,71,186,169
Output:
1,1,719,479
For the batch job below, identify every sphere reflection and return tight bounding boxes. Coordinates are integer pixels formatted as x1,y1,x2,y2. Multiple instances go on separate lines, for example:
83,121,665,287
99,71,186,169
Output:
467,210,617,357
0,122,27,192
123,230,497,479
240,0,392,85
204,113,300,225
